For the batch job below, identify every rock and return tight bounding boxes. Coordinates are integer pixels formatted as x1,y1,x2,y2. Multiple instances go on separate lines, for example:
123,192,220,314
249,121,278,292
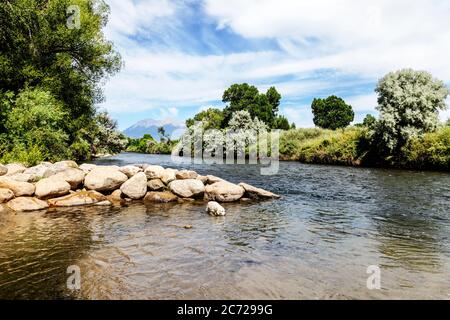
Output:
205,181,245,202
48,190,107,207
52,160,78,172
84,167,128,192
95,200,112,206
107,189,123,202
206,201,226,216
7,173,39,183
5,163,27,176
35,177,71,199
147,179,165,191
0,165,9,176
0,188,14,203
0,177,35,197
7,197,49,212
206,175,226,184
176,170,198,180
144,165,165,179
196,175,208,185
161,168,177,185
119,165,142,178
120,172,147,199
23,164,56,179
79,163,97,174
169,179,205,198
238,182,281,199
133,163,150,170
53,168,85,189
144,191,179,203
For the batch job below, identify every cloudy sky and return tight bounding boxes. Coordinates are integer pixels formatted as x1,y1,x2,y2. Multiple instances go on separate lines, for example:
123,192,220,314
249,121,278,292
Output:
99,0,450,130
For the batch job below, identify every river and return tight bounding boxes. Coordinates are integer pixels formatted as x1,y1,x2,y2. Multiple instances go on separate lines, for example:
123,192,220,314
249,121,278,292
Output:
0,153,449,299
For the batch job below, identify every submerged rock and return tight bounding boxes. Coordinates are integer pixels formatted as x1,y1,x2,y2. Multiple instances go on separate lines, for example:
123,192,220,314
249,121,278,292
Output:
48,190,107,207
120,172,147,199
7,197,49,212
238,182,281,199
35,177,71,199
0,188,14,203
206,201,226,216
169,179,205,198
0,177,35,197
205,181,245,202
84,167,128,191
144,191,179,203
147,179,165,191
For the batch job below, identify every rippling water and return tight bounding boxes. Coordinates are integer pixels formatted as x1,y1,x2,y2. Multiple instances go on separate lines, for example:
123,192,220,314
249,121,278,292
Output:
0,153,449,299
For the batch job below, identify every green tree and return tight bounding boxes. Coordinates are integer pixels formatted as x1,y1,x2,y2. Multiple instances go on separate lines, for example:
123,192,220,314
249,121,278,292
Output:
362,114,376,128
373,69,449,154
311,96,354,130
274,115,291,130
186,108,224,130
222,84,281,127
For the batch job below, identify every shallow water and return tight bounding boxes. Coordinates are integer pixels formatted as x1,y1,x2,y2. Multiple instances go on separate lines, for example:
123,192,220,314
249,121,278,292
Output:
0,153,449,299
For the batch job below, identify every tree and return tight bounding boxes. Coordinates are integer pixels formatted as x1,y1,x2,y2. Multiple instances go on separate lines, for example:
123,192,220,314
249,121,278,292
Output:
222,84,281,127
311,96,354,130
362,114,376,128
186,108,224,130
274,115,291,130
373,69,449,153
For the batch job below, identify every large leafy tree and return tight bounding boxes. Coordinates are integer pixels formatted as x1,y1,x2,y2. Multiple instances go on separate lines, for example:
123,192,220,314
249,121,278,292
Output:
374,69,449,154
311,96,354,130
222,83,281,128
185,108,224,130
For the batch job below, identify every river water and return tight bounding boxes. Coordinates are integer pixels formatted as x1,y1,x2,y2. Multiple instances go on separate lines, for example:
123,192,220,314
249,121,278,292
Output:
0,153,449,299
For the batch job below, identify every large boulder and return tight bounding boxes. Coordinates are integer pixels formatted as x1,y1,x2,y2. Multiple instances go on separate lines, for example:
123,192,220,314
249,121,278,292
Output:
176,170,198,180
7,173,39,183
23,164,56,179
144,191,179,203
147,179,165,191
238,182,281,199
84,167,128,192
206,201,226,216
206,175,226,185
196,175,208,185
0,165,7,176
144,165,165,179
52,160,78,173
35,177,71,199
48,190,107,207
119,165,142,178
0,188,14,203
7,197,49,212
161,168,177,185
107,189,124,203
53,168,85,189
169,179,205,198
0,177,35,196
120,172,147,199
79,163,97,174
205,181,245,202
5,163,27,176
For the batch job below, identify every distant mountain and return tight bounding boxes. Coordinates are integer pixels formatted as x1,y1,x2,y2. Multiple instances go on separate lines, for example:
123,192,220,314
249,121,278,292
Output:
122,118,186,141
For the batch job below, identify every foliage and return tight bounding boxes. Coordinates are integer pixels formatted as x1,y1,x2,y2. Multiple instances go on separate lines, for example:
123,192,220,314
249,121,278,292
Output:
186,108,224,130
222,83,281,128
274,115,291,130
311,96,354,130
373,69,449,154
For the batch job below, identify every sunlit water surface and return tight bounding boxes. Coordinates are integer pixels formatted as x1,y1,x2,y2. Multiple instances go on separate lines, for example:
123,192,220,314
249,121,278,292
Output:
0,153,449,299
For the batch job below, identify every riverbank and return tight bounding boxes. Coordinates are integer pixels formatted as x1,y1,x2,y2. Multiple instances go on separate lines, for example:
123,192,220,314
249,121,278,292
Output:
0,160,279,213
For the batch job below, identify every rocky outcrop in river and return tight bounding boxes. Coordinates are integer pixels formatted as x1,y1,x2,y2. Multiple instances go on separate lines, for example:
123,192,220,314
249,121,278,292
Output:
0,161,280,212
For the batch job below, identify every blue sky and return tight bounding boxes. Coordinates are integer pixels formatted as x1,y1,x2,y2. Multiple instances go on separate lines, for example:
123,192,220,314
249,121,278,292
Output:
99,0,450,130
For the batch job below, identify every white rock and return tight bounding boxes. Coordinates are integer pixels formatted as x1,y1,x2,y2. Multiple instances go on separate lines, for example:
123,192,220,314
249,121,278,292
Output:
79,163,97,174
147,179,165,191
205,181,245,202
7,173,39,183
0,177,35,196
176,170,198,180
169,179,205,198
196,175,208,185
84,167,128,192
206,201,226,216
35,177,71,199
53,168,85,189
0,188,14,203
120,172,147,199
206,175,226,184
119,165,143,178
52,160,78,173
7,197,49,212
144,165,165,179
23,164,56,179
5,163,27,176
161,168,177,185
